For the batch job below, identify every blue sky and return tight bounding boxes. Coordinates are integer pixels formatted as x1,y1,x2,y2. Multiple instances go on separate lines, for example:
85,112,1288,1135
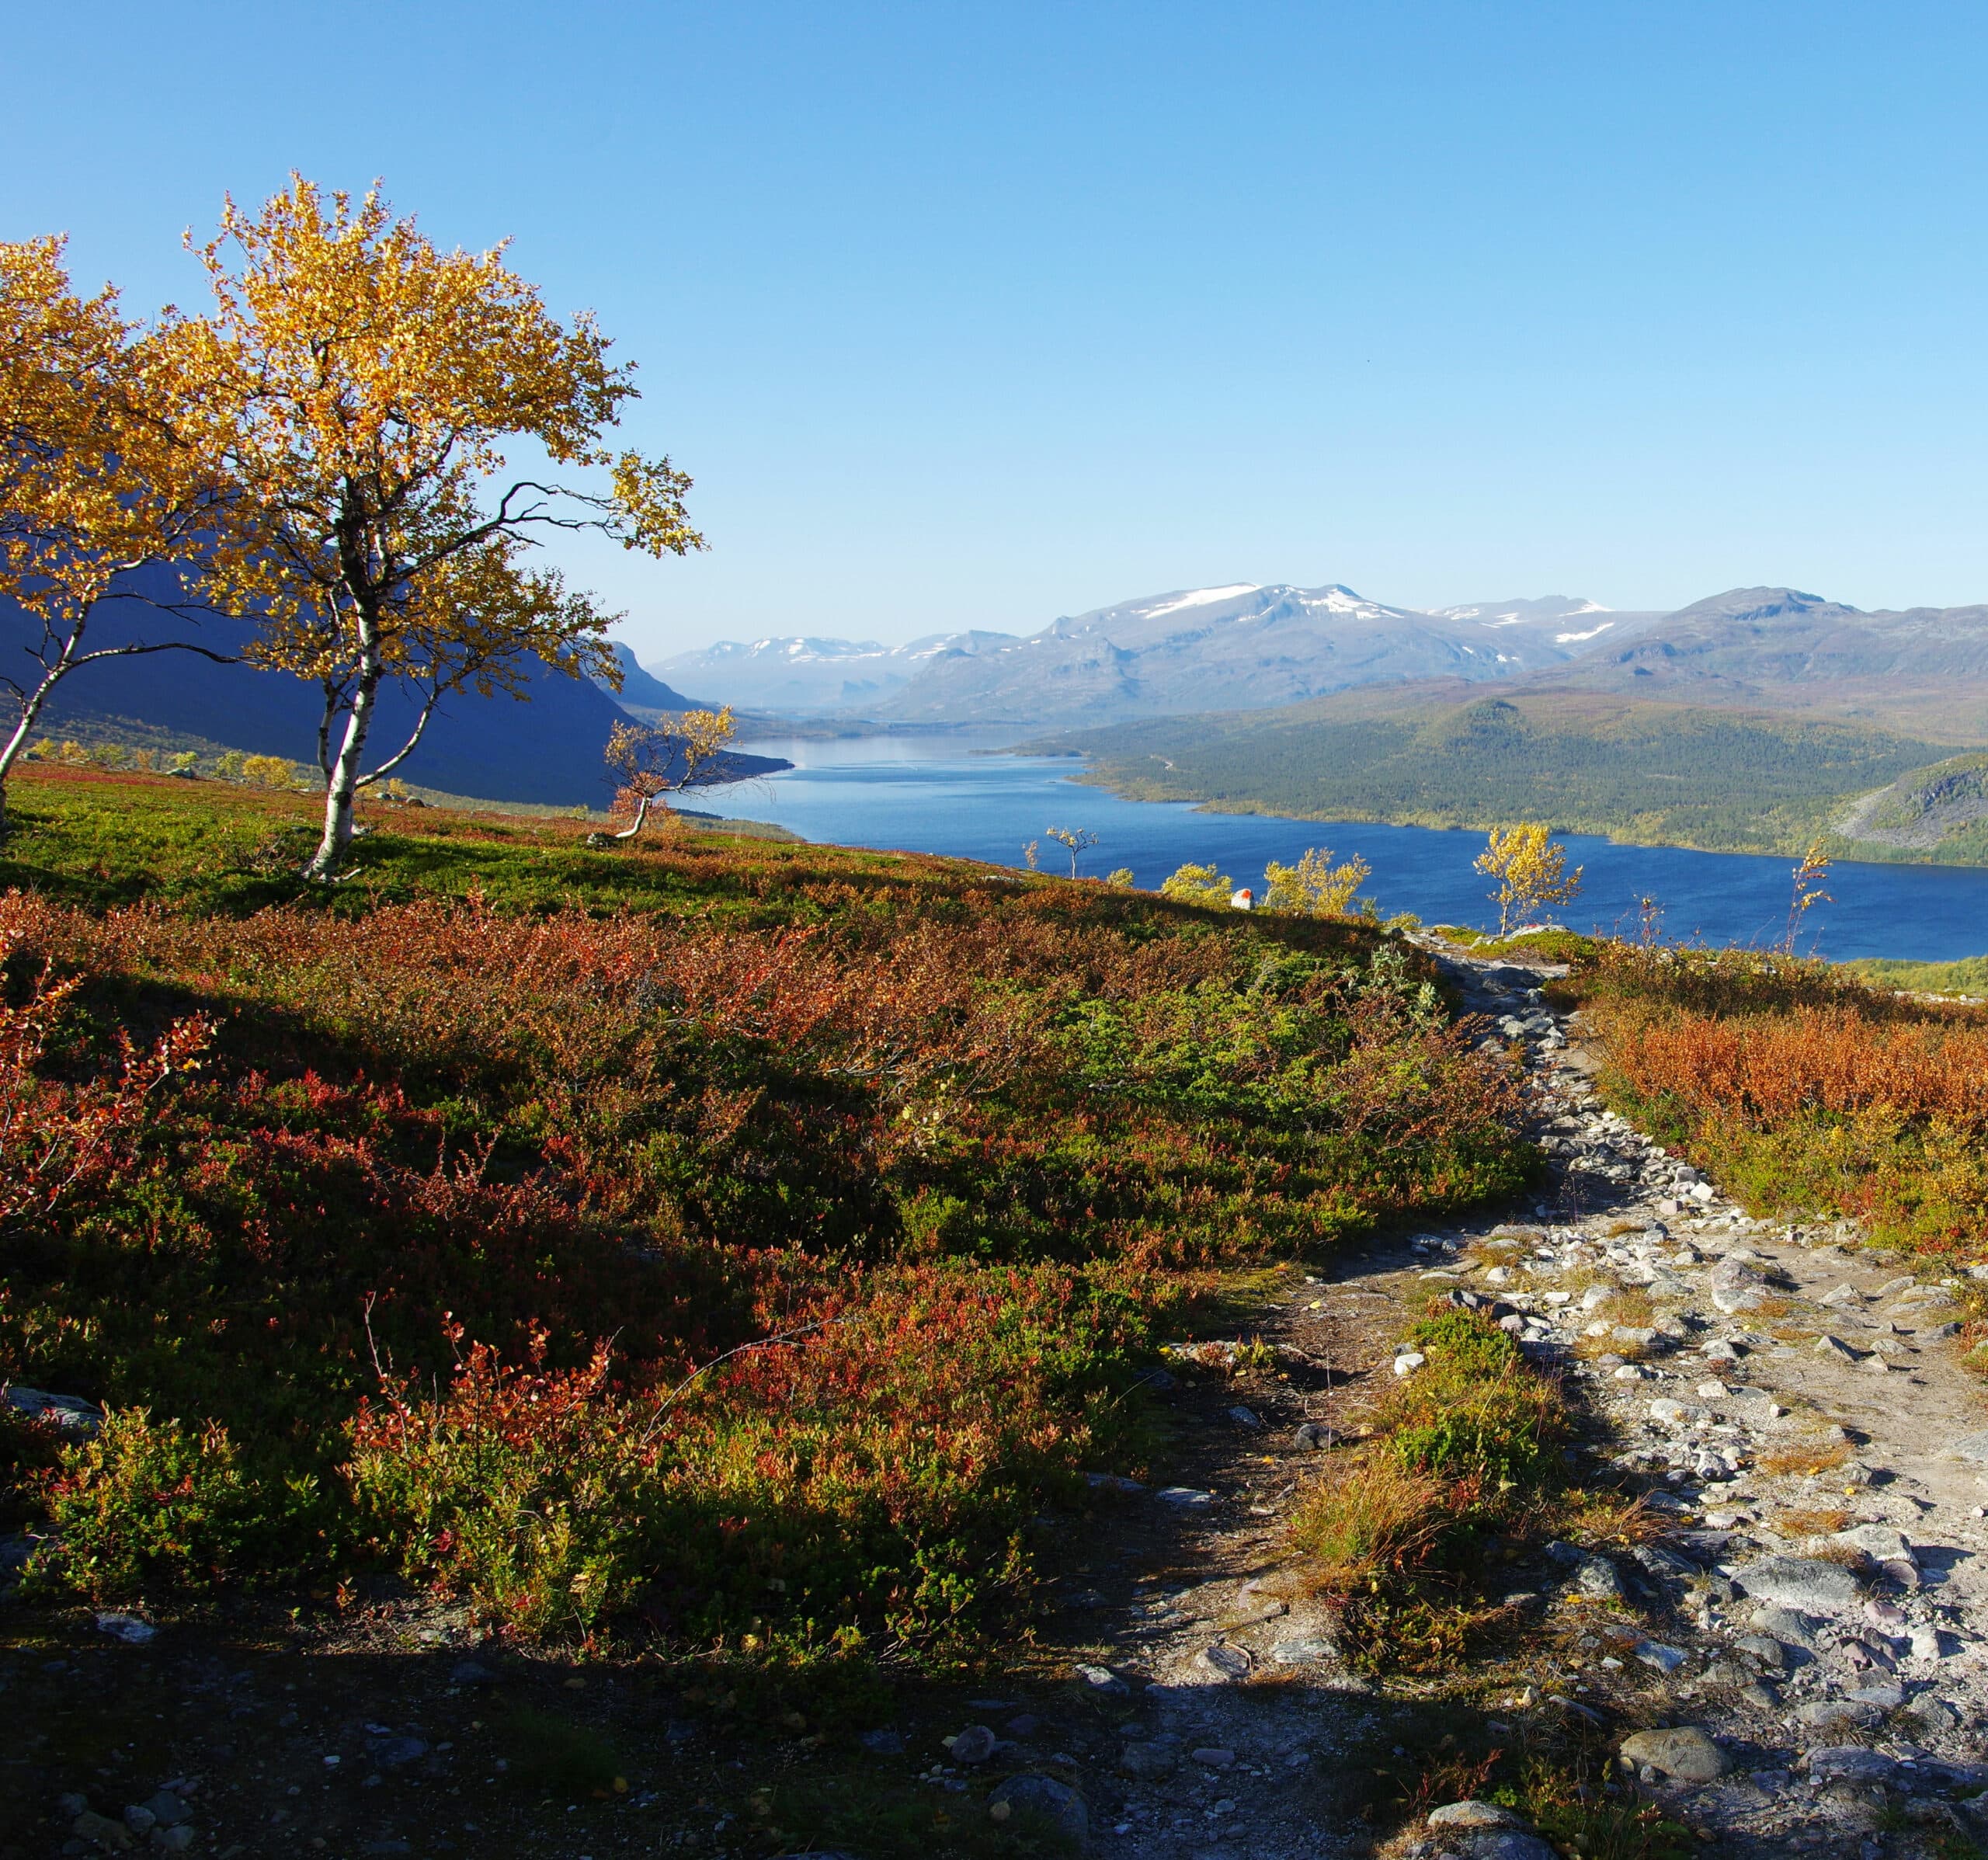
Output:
8,2,1987,655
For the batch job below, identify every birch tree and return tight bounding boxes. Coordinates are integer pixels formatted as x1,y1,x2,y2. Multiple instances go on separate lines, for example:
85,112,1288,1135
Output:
1475,822,1583,937
0,238,235,832
174,177,705,880
602,707,741,840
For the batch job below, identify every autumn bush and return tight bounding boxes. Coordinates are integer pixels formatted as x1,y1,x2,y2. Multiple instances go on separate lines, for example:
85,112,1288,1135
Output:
1574,942,1988,1257
1,769,1534,1653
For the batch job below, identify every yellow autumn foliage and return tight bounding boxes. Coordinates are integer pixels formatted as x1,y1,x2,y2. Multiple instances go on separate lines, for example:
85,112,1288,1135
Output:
1262,847,1371,917
1474,822,1583,937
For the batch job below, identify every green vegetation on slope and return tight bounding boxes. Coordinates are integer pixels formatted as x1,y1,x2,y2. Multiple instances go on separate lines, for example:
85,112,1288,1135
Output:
1,767,1534,1661
1833,752,1988,865
1849,952,1988,999
1039,690,1979,861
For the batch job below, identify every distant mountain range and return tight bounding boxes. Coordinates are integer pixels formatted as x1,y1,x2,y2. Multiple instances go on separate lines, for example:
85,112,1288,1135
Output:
646,580,1988,739
20,568,1986,811
647,631,1019,714
1538,586,1988,735
649,583,1668,723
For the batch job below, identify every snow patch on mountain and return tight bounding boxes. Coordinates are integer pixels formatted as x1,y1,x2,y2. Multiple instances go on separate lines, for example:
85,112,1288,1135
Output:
1137,583,1261,621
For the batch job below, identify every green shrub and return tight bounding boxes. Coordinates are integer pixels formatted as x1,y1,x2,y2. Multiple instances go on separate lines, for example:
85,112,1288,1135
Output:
1388,1310,1563,1489
1159,861,1232,907
33,1410,322,1601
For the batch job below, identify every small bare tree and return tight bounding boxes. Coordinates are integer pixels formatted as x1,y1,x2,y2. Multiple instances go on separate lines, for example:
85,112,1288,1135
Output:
1781,842,1832,954
602,707,742,840
1044,825,1098,878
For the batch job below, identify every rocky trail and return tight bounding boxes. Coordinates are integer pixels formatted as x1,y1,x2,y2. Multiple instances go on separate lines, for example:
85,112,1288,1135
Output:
1005,940,1988,1860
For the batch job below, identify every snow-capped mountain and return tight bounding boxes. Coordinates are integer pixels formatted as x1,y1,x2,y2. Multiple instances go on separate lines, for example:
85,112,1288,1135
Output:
640,583,1670,726
651,630,1019,714
1430,595,1663,649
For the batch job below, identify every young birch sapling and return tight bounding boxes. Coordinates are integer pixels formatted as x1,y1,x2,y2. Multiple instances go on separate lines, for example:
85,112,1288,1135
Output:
603,707,740,840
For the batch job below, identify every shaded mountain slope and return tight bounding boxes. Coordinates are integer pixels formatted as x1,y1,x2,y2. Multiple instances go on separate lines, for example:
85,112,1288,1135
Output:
3,573,786,805
601,641,705,714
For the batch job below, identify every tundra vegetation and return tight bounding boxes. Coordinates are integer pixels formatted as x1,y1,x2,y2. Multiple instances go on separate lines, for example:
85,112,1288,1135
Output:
1567,937,1988,1261
0,765,1534,1663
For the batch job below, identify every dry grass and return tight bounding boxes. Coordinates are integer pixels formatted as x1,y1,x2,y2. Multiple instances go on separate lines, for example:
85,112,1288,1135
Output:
1757,1439,1851,1477
1333,1591,1521,1677
1557,1490,1667,1548
1768,1506,1853,1538
1550,1262,1611,1295
1461,1235,1528,1271
1571,1287,1659,1360
1603,1288,1656,1328
1291,1451,1453,1590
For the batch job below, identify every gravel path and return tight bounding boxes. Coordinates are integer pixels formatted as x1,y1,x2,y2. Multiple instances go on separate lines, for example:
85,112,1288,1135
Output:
1015,940,1988,1860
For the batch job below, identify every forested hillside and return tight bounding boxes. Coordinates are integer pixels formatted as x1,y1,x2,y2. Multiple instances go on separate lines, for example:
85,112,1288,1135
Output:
1046,691,1976,860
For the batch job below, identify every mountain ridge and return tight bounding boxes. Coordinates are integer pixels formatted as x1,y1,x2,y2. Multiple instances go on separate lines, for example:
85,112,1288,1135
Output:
645,579,1988,739
652,584,1668,722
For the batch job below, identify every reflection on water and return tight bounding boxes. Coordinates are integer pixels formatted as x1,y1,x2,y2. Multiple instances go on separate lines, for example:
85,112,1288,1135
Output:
718,730,1988,963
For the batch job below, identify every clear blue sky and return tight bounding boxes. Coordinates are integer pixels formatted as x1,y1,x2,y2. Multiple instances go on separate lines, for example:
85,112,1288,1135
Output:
8,2,1987,655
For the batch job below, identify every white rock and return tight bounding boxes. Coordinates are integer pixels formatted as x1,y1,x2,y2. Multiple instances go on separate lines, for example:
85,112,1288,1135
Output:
1833,1524,1915,1569
1733,1556,1861,1614
1428,1800,1522,1829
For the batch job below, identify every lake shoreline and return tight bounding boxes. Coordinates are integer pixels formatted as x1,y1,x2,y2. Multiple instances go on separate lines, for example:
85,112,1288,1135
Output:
726,732,1988,962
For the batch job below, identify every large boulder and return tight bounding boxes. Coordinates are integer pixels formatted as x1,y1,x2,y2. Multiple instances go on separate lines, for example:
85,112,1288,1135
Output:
1731,1555,1861,1614
1619,1726,1728,1782
989,1775,1087,1843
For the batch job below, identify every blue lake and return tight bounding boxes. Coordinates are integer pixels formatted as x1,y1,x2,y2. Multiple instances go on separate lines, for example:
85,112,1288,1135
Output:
725,731,1988,963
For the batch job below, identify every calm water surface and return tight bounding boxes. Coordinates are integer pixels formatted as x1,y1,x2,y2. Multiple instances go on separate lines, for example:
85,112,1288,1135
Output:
725,731,1988,963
